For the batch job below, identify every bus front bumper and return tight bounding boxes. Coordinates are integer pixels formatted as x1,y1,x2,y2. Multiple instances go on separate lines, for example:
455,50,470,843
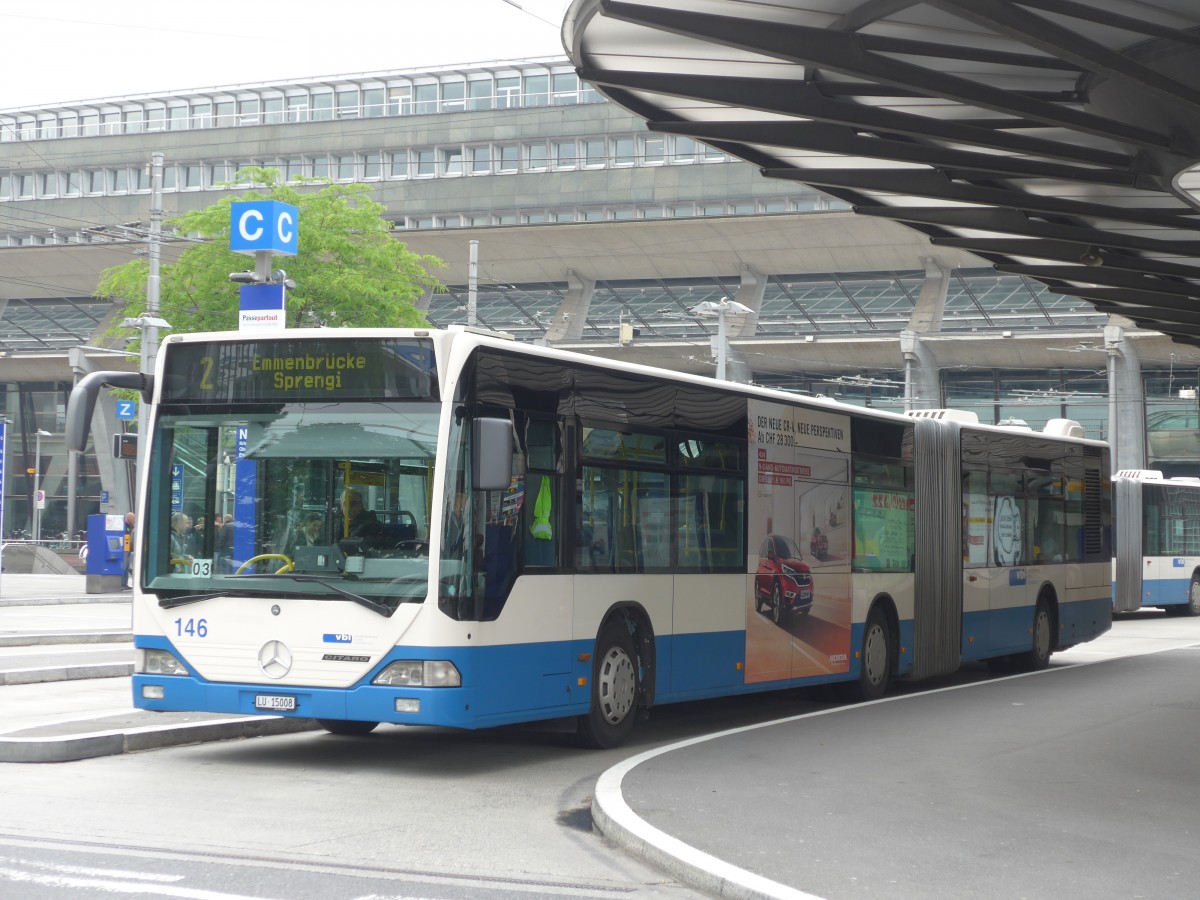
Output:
133,673,488,728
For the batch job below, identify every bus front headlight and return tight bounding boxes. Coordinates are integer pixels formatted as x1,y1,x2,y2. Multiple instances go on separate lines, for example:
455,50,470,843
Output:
137,648,188,676
373,660,461,687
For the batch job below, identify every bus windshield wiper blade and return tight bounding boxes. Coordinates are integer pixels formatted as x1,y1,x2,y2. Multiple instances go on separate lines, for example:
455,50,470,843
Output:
158,590,233,609
233,573,393,616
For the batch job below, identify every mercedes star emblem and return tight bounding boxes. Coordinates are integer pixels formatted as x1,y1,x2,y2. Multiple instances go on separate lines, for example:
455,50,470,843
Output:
258,640,293,679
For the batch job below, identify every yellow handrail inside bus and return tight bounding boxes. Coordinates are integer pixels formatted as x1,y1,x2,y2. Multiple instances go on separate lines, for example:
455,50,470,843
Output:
234,554,295,575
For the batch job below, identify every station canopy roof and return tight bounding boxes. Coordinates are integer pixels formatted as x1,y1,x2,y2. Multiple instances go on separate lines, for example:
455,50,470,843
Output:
0,217,1107,362
563,0,1200,348
0,297,113,352
429,268,1104,344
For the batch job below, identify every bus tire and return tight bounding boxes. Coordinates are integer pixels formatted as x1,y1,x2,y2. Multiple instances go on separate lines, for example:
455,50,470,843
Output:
318,719,379,736
1016,598,1055,671
856,605,893,701
573,619,639,749
1186,576,1200,616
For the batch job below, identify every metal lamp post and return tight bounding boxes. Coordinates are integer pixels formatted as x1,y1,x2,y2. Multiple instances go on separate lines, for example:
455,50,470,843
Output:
689,297,753,381
33,428,50,542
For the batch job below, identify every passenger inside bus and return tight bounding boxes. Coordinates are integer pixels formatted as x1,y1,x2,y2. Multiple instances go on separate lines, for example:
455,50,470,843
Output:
170,512,194,572
342,490,382,539
293,513,324,552
1036,512,1064,562
214,514,234,572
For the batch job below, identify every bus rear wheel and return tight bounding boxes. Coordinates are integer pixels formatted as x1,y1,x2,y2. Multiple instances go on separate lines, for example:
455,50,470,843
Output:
573,620,639,749
1186,577,1200,616
856,606,893,701
1015,599,1054,671
318,719,379,736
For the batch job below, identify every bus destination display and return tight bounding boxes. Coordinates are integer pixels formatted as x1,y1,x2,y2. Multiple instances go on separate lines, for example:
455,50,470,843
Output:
161,337,437,403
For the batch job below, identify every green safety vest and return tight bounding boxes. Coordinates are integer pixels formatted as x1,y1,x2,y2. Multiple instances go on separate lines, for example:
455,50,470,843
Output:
530,475,553,540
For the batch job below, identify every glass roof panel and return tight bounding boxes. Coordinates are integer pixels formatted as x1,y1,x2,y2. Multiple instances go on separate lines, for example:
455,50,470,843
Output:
0,298,111,350
430,271,1108,341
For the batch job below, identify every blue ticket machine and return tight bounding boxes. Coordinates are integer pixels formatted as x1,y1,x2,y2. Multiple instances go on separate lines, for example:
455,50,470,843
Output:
85,513,126,593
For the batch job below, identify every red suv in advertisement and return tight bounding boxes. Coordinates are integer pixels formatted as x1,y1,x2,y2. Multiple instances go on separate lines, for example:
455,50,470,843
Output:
755,534,814,625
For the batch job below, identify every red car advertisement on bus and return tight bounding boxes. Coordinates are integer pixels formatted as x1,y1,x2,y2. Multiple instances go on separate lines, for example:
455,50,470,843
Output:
754,533,814,623
745,400,852,684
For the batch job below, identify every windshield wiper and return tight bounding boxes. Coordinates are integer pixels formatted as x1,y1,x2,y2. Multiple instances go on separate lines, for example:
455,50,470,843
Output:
233,573,394,616
158,590,233,609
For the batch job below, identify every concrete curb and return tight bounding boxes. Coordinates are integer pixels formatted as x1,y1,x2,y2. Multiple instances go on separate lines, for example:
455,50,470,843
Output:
0,716,322,763
592,748,818,900
0,663,133,685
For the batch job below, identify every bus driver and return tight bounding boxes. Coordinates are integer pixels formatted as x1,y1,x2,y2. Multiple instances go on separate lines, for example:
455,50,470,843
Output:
342,490,381,541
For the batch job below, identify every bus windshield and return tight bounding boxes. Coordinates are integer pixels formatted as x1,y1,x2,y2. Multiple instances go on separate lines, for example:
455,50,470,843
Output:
144,400,439,612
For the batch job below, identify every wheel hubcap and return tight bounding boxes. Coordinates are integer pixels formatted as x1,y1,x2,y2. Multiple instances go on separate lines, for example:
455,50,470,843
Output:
1035,610,1051,658
863,624,886,684
597,647,635,724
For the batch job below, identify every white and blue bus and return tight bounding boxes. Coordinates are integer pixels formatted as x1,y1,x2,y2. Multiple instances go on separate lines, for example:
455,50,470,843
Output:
67,328,1113,747
1113,469,1200,616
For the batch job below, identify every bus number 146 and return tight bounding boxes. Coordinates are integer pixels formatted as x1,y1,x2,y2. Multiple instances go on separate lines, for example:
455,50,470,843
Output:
174,618,208,638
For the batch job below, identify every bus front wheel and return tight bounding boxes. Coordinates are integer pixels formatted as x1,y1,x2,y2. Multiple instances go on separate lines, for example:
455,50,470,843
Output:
574,620,639,749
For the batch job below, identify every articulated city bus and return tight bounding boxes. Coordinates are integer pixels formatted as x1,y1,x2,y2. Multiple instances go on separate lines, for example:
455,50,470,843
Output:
67,327,1112,747
1113,469,1200,615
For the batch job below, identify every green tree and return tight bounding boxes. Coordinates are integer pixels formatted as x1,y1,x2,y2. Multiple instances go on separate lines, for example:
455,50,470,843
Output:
97,168,445,339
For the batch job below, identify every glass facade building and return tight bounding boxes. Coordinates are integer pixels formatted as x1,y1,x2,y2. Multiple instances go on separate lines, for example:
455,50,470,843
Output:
1,58,1197,541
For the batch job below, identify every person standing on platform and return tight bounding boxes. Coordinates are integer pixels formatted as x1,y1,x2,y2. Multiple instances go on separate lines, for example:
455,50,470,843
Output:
121,512,136,591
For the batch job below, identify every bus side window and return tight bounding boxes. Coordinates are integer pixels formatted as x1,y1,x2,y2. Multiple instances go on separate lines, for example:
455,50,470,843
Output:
676,437,745,572
962,470,988,567
989,470,1024,567
613,521,644,571
1029,473,1069,564
578,469,615,571
635,480,669,568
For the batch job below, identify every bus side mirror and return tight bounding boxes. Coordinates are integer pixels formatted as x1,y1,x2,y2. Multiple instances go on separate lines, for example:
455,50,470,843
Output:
472,417,513,491
65,370,151,453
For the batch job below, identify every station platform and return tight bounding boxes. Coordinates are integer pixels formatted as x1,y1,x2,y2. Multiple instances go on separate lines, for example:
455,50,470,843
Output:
0,573,315,764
